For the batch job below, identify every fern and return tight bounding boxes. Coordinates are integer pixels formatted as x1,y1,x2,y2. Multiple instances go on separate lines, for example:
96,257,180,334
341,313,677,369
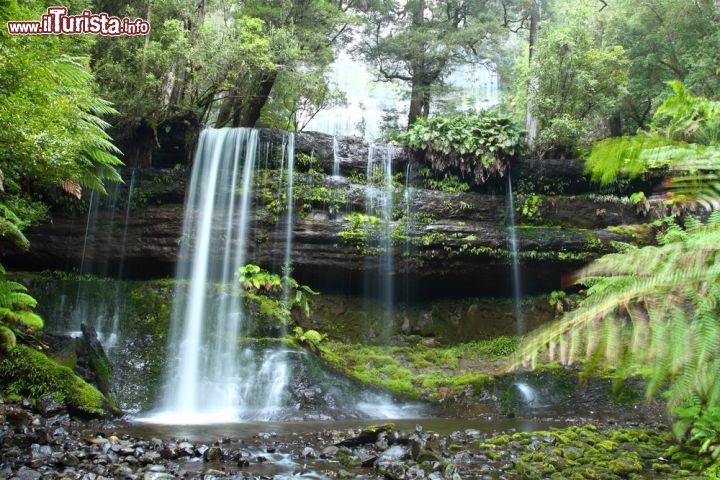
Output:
0,204,30,251
512,86,720,467
0,265,43,350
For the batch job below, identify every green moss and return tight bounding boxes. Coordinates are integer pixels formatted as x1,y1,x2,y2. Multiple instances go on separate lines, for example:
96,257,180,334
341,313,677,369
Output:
476,425,705,478
0,344,107,416
318,337,522,400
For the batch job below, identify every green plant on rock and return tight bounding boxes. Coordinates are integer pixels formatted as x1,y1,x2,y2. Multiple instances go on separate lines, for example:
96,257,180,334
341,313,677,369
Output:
237,264,318,325
0,344,107,415
629,191,651,216
417,167,470,193
516,193,543,223
397,109,524,185
339,213,382,251
291,326,326,354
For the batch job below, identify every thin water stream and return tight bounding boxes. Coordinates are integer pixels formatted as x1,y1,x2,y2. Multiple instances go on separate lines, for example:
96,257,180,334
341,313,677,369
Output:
507,173,524,335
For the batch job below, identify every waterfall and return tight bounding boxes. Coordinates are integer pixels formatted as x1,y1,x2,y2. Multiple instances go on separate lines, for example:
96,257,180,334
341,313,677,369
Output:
506,173,524,334
69,176,133,350
403,161,416,303
149,128,293,424
302,51,500,140
332,136,341,178
365,144,396,337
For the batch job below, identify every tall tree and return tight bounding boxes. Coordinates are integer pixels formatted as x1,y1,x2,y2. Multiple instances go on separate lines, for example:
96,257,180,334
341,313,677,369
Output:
520,0,628,157
92,0,352,165
605,0,720,134
357,0,506,127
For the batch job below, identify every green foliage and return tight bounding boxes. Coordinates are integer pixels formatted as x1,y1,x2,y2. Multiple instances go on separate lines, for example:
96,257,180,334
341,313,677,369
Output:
291,326,326,354
674,402,720,463
477,424,706,478
238,264,282,292
586,83,720,209
0,344,106,415
237,264,318,326
0,204,30,252
357,0,508,126
397,110,525,185
339,213,382,251
516,193,543,223
515,90,720,468
93,0,350,136
0,0,123,196
0,266,43,350
605,0,720,133
319,337,518,401
417,167,470,193
523,1,629,157
512,212,720,469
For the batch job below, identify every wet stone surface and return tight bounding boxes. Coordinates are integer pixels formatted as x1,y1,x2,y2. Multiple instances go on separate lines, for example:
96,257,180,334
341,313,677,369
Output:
0,398,698,480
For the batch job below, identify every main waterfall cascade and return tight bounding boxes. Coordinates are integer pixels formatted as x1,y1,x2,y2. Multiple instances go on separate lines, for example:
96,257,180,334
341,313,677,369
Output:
145,128,288,423
143,128,414,424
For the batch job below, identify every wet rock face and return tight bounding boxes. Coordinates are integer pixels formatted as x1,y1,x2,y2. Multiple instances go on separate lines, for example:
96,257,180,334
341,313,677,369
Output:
4,130,648,294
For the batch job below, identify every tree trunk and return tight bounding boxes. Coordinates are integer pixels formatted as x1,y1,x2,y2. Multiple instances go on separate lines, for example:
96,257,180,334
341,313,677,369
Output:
525,0,540,148
408,73,428,127
406,0,427,128
238,71,278,127
215,89,238,128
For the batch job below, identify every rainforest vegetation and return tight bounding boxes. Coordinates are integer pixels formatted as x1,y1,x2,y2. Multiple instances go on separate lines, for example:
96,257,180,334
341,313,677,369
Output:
1,0,720,476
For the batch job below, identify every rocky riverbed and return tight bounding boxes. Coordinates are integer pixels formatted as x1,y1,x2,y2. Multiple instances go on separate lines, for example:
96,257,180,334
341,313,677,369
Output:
0,398,707,479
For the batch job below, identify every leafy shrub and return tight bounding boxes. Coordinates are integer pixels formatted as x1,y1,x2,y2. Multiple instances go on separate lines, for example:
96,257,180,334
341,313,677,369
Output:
397,110,524,185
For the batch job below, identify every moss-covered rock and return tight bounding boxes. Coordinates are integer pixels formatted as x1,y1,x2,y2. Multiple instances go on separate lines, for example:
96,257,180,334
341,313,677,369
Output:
0,344,111,416
474,425,704,479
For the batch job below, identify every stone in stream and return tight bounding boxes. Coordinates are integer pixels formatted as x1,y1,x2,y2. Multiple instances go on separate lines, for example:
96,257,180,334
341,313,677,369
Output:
203,446,224,461
159,444,178,459
60,452,81,466
37,395,66,417
377,445,410,462
12,466,42,480
301,446,317,458
139,451,162,464
320,445,339,458
144,473,174,480
335,424,395,447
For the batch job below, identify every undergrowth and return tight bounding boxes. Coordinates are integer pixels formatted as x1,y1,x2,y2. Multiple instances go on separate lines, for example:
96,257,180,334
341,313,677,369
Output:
318,336,520,400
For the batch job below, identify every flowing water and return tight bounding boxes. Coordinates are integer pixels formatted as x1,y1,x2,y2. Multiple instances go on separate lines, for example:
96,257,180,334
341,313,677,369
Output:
58,167,138,350
148,128,289,423
302,51,500,140
506,173,524,334
364,144,397,338
332,136,341,178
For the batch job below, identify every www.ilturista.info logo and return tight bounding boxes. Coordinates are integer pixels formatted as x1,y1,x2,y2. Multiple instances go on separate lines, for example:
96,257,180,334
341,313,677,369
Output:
7,7,150,35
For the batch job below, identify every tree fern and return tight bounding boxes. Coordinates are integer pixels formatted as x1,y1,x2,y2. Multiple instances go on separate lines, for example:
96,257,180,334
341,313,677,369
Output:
513,85,720,463
0,266,43,350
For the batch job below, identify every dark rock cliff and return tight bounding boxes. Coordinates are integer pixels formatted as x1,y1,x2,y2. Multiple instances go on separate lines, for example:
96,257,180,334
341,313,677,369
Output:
4,130,655,297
